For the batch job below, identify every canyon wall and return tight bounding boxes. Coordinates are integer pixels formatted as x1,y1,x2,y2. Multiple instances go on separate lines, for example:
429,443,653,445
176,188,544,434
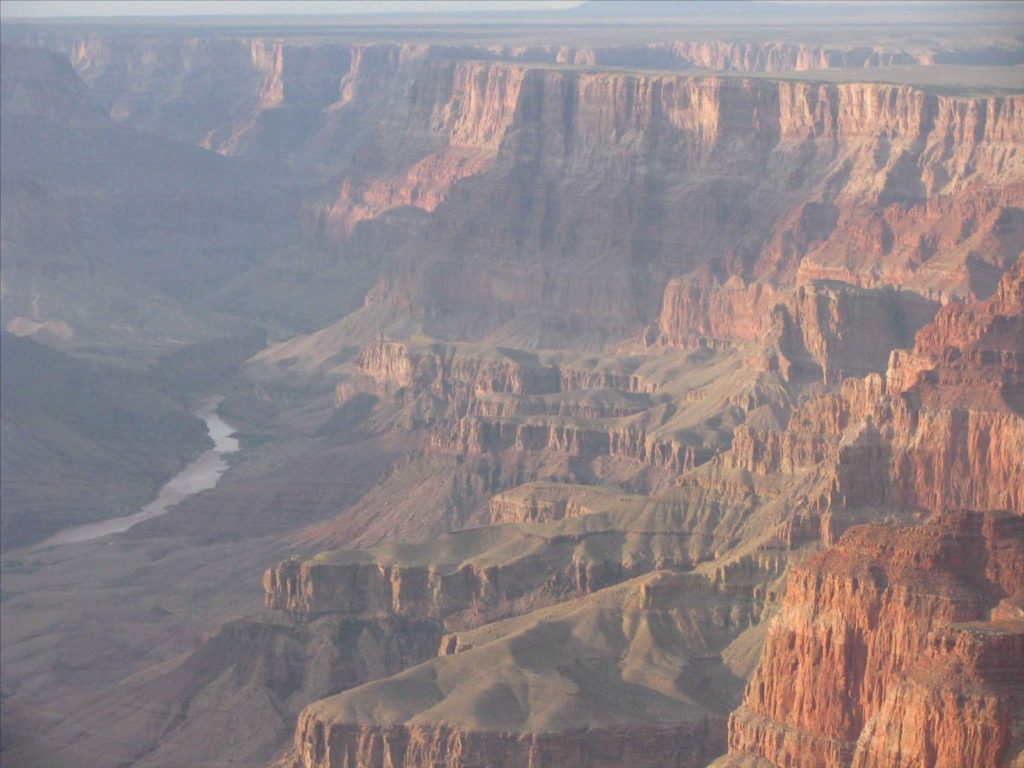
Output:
3,17,1023,768
11,32,1022,348
718,260,1024,768
275,566,772,768
725,512,1024,768
268,260,1022,768
263,520,670,626
720,260,1024,526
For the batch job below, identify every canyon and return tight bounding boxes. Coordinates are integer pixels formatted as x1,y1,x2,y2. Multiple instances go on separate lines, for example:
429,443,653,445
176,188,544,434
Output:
0,3,1022,768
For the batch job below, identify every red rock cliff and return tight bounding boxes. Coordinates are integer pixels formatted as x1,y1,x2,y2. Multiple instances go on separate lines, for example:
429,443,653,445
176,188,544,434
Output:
725,511,1024,768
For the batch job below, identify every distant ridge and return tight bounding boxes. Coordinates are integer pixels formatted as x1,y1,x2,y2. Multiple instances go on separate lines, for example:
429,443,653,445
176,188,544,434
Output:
567,0,1023,23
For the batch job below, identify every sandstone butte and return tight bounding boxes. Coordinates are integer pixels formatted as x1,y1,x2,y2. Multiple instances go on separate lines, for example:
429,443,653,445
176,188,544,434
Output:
2,26,1023,768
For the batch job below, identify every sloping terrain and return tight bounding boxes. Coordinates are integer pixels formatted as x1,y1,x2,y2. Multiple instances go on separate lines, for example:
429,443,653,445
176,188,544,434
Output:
0,44,297,359
0,332,209,549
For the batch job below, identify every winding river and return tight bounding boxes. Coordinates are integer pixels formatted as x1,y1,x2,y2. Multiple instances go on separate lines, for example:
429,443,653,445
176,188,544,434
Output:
36,398,239,548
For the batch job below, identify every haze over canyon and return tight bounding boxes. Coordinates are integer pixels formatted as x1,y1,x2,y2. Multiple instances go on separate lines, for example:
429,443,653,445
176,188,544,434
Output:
0,2,1022,767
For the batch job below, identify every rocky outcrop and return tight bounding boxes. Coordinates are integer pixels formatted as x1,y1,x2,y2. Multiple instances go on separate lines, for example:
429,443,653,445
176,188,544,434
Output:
433,415,707,474
263,532,637,624
724,424,831,475
263,464,788,626
888,255,1024,402
882,262,1024,515
356,340,560,402
350,338,702,474
725,511,1024,768
660,274,939,383
283,719,725,768
263,554,533,621
852,622,1024,768
719,260,1024,521
356,339,657,400
657,272,784,349
487,483,639,524
782,281,939,384
275,565,771,768
323,58,526,237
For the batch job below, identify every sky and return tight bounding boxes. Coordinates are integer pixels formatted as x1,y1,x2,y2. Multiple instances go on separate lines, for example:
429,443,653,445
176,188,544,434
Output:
1,0,584,18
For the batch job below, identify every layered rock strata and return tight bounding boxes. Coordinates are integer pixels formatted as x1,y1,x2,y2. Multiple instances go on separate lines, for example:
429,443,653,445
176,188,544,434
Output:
285,720,725,768
725,511,1024,768
488,482,639,524
723,260,1024,526
276,569,770,768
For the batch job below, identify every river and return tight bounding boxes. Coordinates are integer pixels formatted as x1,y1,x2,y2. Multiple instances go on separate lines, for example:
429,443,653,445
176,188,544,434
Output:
36,398,239,548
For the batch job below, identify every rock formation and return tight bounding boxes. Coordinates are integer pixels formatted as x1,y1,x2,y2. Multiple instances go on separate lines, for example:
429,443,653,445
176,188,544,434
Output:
724,512,1024,768
9,32,1022,352
718,261,1024,767
277,571,760,768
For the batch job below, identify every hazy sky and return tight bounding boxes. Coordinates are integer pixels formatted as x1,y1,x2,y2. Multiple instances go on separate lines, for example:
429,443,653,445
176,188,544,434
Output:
1,0,584,18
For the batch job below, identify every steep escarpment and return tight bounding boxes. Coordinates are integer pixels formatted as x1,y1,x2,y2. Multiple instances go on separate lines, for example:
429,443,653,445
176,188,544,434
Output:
349,72,1022,352
716,262,1024,768
546,39,1024,73
488,482,641,524
433,415,708,475
352,338,657,421
851,622,1023,768
263,506,663,625
21,30,1018,355
724,511,1024,768
883,259,1024,514
277,568,773,768
3,34,1021,354
286,717,724,768
263,416,820,627
719,260,1024,529
325,336,780,501
658,274,939,383
355,339,562,405
888,253,1024,402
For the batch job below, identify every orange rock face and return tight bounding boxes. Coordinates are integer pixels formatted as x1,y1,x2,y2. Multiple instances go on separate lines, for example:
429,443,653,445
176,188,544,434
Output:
717,262,1024,768
724,261,1024,523
852,622,1024,768
726,512,1024,768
